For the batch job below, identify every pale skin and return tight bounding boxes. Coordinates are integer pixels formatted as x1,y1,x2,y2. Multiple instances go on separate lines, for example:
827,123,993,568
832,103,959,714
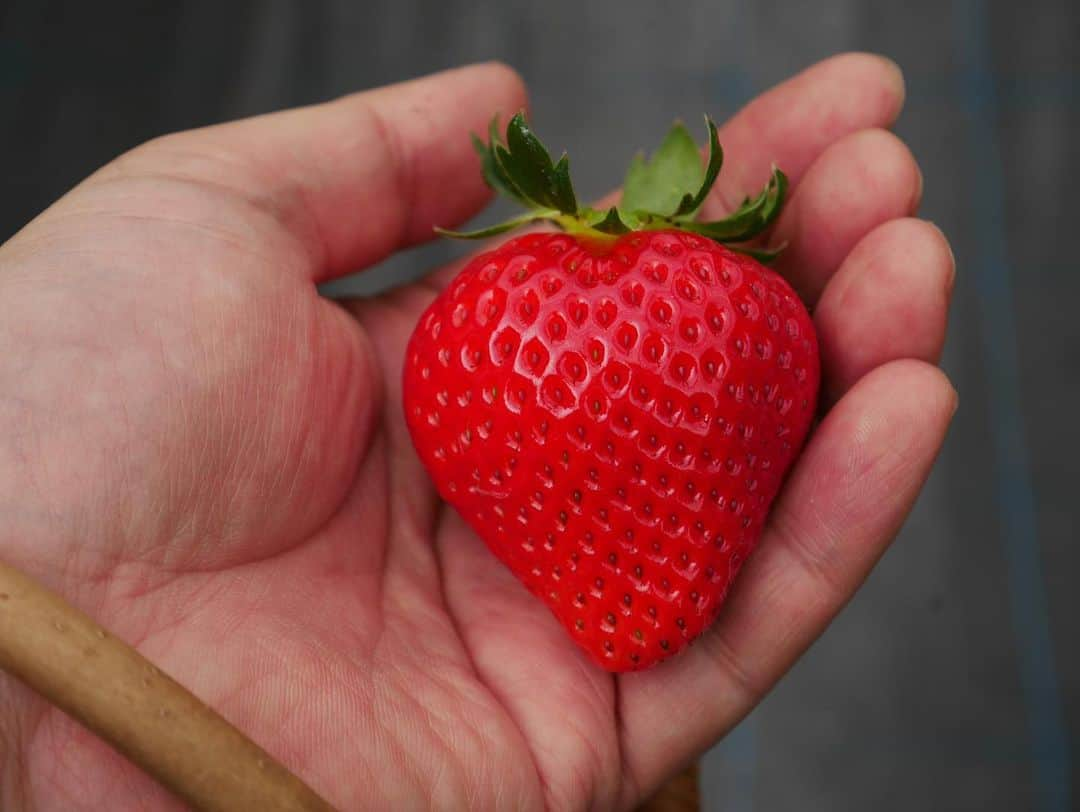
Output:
0,55,956,810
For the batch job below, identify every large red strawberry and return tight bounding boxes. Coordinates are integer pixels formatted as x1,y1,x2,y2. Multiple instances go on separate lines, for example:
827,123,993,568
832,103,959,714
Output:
403,114,819,671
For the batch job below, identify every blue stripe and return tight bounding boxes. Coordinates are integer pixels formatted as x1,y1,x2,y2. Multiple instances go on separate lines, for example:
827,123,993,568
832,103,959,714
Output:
952,1,1071,809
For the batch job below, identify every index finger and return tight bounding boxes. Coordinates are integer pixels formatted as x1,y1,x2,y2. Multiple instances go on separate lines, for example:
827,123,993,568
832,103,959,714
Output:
98,62,528,282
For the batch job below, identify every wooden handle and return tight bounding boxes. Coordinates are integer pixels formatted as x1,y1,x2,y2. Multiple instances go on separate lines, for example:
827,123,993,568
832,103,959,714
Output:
0,559,335,812
637,762,700,811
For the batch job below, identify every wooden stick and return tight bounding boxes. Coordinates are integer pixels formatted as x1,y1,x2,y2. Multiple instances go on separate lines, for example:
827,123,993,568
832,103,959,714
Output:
636,762,700,811
0,559,335,812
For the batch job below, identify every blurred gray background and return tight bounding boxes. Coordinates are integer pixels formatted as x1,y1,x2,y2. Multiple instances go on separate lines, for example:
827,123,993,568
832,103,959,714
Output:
1,1,1076,809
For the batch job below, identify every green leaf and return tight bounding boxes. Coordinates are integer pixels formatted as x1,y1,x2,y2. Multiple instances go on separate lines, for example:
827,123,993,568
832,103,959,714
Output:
435,210,559,240
617,209,645,230
472,129,527,206
672,116,723,218
589,206,631,235
551,154,578,214
446,111,787,249
620,121,704,216
487,113,578,215
729,241,788,264
686,166,787,243
500,114,553,204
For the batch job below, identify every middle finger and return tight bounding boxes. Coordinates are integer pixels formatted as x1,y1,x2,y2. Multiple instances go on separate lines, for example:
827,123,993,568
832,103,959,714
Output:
769,127,924,304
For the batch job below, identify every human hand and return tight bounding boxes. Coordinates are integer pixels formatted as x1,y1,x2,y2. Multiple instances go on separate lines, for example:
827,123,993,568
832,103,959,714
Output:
0,55,954,810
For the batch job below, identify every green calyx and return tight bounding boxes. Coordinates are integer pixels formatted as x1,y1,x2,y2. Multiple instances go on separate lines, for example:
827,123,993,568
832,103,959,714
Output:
437,112,788,262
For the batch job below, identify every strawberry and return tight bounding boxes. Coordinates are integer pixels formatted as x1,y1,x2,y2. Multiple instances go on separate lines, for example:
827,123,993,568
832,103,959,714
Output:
403,114,819,671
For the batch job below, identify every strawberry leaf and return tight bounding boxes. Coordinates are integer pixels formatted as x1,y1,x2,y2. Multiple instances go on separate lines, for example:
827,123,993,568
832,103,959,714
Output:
443,112,786,256
730,241,788,265
472,127,528,206
620,121,704,217
494,113,578,215
590,206,631,235
551,154,578,214
671,116,723,218
686,166,787,242
435,210,559,240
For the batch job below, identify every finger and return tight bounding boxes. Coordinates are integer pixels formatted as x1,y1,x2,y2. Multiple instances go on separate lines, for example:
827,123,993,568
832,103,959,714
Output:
702,52,906,217
816,218,955,403
770,128,923,304
104,62,527,282
617,360,956,801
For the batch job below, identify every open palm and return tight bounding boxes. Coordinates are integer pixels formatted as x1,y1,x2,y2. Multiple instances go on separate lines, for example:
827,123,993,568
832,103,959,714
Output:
0,57,955,811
